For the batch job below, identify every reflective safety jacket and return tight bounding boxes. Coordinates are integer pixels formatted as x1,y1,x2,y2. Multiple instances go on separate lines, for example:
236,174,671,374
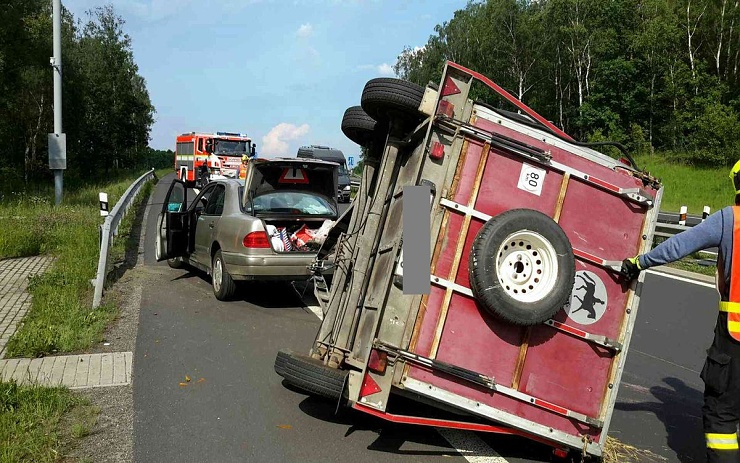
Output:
238,164,248,180
719,206,740,341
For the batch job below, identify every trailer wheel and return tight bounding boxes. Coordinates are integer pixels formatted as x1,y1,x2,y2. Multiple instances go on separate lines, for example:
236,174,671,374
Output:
468,209,575,326
341,106,376,148
360,78,425,126
274,349,348,402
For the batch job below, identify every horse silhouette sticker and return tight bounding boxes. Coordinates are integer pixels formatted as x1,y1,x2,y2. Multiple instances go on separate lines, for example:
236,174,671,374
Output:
565,271,608,325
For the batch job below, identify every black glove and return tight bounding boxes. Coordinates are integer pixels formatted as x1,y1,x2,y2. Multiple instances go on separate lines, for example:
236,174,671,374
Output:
620,257,641,280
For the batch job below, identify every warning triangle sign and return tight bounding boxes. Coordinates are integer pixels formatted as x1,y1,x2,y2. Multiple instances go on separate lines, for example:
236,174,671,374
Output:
279,167,309,184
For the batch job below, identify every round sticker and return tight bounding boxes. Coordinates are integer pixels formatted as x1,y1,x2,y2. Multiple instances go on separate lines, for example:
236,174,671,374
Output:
565,271,608,325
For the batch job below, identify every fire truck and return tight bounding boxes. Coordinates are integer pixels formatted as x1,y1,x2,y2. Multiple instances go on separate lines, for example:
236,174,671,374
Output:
175,132,256,187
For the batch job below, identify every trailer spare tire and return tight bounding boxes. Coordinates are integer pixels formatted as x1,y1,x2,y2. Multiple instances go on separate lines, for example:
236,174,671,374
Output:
360,78,425,125
274,349,348,402
468,209,575,326
341,106,376,148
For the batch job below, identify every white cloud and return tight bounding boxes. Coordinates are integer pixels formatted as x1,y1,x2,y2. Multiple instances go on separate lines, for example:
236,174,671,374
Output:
262,123,310,156
377,63,394,76
296,23,313,38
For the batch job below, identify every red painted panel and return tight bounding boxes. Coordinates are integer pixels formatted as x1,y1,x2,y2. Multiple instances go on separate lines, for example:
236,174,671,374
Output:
435,294,524,387
474,150,563,220
433,212,464,281
519,330,612,417
413,285,446,357
453,218,483,286
452,140,484,206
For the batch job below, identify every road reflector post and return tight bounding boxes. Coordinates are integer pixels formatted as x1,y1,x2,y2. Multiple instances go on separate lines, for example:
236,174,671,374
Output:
99,192,109,217
679,205,687,226
703,206,711,222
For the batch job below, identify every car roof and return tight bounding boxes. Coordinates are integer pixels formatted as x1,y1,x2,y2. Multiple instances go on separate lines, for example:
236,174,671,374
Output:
251,157,339,166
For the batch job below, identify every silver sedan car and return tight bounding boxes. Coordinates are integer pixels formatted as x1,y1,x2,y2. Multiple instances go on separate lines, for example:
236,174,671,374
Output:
155,158,339,300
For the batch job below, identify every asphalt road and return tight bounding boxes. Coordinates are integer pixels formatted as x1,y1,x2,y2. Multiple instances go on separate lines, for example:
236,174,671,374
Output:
134,174,718,463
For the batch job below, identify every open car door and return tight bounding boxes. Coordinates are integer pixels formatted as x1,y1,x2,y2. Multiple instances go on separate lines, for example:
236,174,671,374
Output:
155,179,191,261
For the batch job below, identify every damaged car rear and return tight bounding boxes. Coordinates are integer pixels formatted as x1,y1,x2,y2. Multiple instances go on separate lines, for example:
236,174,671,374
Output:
155,158,339,300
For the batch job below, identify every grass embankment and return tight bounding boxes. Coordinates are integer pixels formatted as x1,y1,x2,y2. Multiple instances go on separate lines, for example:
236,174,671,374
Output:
0,382,97,463
0,171,157,357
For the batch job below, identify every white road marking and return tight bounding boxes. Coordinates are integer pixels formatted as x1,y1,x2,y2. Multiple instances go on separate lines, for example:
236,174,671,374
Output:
193,188,200,195
437,428,510,463
645,269,716,289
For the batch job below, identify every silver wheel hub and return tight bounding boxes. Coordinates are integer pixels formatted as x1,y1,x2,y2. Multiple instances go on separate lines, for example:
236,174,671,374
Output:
496,230,558,303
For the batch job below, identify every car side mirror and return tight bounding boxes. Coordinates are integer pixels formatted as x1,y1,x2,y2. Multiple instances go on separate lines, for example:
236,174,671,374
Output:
205,139,214,154
251,144,257,157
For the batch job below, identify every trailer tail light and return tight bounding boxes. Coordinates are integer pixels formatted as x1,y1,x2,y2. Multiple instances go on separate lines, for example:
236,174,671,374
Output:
441,76,461,97
367,349,387,374
429,141,445,160
243,231,270,248
437,100,455,118
359,372,382,398
552,448,569,459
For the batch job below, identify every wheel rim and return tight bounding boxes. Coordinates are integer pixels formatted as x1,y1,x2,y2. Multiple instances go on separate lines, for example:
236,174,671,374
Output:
496,230,558,303
213,257,222,293
155,230,161,260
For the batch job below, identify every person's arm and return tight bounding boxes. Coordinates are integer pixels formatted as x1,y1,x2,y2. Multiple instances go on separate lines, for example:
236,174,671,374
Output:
638,209,725,269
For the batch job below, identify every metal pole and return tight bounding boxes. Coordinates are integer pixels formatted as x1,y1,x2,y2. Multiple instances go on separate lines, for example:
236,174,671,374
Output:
52,0,63,205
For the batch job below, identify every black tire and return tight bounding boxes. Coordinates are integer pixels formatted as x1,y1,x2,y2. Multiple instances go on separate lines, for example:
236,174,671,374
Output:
212,250,236,301
341,106,376,147
468,209,575,326
274,349,348,401
167,257,185,269
360,78,425,125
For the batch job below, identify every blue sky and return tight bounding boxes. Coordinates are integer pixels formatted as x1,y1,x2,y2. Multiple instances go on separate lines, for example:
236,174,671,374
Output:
61,0,468,165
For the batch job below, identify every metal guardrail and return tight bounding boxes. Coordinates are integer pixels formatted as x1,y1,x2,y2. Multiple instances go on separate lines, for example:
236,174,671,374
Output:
92,168,156,308
655,211,718,259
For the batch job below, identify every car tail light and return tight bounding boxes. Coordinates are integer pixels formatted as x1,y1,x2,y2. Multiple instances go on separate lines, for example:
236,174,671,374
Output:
243,231,270,248
429,141,445,160
367,349,387,374
359,372,382,398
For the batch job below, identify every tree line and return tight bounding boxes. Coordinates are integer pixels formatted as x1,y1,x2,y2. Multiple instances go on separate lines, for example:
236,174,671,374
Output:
0,1,157,192
394,0,740,167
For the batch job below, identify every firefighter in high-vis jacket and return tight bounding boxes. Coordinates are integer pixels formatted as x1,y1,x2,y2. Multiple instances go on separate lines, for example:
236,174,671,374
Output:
622,159,740,463
238,155,249,180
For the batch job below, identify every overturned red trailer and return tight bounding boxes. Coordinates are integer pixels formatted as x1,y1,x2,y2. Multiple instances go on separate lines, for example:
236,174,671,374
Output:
275,61,662,460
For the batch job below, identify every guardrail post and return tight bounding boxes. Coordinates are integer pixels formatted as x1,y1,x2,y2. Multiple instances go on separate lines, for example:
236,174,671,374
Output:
679,205,687,226
702,206,710,222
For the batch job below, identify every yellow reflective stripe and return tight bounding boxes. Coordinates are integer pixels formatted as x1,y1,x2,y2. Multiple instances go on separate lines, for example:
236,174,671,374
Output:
719,302,740,313
706,433,739,450
728,320,740,332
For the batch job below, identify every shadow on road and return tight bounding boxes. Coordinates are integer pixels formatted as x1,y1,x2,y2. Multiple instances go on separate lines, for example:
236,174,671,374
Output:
615,377,704,463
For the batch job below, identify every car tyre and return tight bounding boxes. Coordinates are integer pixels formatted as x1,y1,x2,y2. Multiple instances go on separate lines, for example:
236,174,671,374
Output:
468,209,575,326
341,106,376,147
212,250,236,301
274,349,348,402
360,78,425,126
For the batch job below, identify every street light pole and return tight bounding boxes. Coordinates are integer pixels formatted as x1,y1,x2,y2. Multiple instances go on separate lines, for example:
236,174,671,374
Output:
50,0,65,205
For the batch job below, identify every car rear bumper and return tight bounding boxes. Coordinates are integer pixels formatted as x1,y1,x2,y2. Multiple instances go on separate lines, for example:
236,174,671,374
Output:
222,250,317,281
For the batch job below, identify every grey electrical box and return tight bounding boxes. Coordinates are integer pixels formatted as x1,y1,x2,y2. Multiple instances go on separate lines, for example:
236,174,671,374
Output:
48,133,67,170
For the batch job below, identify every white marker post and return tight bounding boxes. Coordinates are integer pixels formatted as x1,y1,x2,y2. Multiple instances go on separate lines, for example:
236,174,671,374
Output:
99,192,109,217
702,206,711,222
679,205,687,226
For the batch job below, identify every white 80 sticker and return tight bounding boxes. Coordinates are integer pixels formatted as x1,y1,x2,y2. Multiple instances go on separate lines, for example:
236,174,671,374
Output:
517,164,546,196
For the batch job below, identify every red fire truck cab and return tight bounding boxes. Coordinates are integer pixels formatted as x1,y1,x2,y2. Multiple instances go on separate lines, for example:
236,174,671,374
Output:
175,132,255,188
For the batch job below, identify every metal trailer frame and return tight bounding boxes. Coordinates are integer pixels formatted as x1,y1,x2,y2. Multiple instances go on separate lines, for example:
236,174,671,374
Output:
310,61,663,458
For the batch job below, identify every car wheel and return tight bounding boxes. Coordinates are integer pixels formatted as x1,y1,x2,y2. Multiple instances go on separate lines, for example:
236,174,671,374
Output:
212,250,236,301
468,209,575,326
274,349,348,402
360,78,425,126
167,257,185,269
341,106,376,147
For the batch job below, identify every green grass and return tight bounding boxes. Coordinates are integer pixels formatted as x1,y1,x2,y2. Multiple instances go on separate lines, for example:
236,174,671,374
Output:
634,153,729,213
0,169,156,357
0,380,97,463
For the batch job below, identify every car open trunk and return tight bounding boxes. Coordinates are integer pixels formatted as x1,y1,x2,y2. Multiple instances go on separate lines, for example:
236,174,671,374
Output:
261,218,334,253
